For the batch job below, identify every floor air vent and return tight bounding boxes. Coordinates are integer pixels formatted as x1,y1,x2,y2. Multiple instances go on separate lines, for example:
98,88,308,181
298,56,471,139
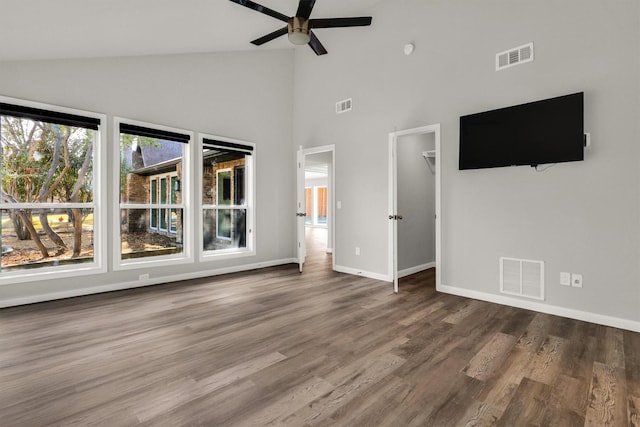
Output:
500,257,544,300
336,98,352,114
496,42,534,71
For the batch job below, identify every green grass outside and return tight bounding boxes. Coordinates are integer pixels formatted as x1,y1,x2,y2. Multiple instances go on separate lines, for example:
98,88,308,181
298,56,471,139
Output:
1,213,94,233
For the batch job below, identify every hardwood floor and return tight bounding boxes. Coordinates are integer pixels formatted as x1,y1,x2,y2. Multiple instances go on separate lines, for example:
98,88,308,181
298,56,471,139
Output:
0,229,638,426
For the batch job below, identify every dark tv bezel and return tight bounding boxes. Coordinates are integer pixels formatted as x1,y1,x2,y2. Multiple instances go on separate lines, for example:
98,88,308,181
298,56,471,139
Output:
458,92,584,170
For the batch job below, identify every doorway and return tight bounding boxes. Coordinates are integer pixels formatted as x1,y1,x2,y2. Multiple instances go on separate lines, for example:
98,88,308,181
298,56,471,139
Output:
388,124,441,293
296,145,335,273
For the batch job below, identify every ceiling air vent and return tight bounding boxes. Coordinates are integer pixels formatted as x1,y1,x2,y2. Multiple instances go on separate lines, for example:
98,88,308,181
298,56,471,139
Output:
496,42,534,71
336,98,352,114
500,257,544,300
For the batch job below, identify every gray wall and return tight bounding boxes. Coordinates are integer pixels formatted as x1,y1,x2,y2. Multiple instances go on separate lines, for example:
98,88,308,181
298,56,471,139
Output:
0,0,638,325
397,133,435,272
0,50,295,302
292,0,640,322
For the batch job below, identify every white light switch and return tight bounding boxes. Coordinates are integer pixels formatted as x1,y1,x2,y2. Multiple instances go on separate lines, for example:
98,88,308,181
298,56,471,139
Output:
337,201,342,209
560,272,571,286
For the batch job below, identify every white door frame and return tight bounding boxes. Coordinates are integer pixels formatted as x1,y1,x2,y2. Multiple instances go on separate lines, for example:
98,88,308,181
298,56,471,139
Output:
388,124,441,293
297,144,336,272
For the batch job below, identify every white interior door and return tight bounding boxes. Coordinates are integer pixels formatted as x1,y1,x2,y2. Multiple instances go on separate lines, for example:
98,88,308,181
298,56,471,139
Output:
388,124,441,294
296,147,306,272
389,136,400,293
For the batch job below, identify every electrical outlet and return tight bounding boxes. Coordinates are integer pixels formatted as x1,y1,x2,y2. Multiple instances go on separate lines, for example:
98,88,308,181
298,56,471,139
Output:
560,272,571,286
571,273,583,288
139,273,149,281
355,247,360,256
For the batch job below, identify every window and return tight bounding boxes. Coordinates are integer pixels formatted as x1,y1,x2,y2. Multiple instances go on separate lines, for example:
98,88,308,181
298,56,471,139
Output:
149,172,178,234
117,119,191,267
305,186,328,227
200,135,254,258
0,98,104,281
316,186,328,225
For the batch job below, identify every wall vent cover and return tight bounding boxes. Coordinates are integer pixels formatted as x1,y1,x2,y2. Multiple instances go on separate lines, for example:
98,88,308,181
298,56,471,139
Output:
336,98,352,114
500,257,544,300
496,42,534,71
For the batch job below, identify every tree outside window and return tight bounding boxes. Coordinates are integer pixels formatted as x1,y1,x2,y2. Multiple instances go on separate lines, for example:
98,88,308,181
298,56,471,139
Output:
0,114,96,272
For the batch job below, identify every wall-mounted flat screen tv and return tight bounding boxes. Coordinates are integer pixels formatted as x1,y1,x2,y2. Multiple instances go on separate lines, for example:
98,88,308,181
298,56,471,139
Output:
459,92,584,170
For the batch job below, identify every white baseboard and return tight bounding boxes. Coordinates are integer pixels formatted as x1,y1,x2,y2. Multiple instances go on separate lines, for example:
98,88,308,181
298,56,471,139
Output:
398,262,435,279
0,258,298,308
334,264,392,282
326,248,333,254
437,283,640,333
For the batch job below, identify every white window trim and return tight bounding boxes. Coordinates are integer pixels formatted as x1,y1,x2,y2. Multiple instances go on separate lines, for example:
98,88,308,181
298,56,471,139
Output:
149,172,178,234
113,117,194,271
0,95,107,285
198,133,256,262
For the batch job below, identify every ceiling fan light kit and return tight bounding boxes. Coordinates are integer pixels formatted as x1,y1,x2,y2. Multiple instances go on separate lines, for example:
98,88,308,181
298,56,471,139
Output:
288,17,311,45
229,0,372,55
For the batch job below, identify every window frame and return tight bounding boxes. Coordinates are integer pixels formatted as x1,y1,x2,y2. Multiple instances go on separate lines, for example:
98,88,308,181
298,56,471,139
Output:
215,168,233,241
113,117,193,271
148,172,178,234
198,133,255,262
0,96,107,285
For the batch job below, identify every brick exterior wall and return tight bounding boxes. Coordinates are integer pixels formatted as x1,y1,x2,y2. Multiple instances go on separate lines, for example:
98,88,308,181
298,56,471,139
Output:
124,162,183,239
123,157,245,250
123,173,150,232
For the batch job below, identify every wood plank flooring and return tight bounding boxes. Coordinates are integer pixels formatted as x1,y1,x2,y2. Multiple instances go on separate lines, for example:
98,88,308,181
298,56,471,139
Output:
0,228,639,426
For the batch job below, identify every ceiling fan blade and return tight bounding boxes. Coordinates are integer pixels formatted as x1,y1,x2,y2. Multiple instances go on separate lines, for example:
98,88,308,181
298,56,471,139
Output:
308,31,327,56
296,0,316,19
310,17,373,28
251,27,288,45
229,0,290,23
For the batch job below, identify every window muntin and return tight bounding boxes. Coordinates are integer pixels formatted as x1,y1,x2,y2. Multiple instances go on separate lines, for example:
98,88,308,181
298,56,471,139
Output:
200,136,254,257
117,120,190,265
0,99,103,278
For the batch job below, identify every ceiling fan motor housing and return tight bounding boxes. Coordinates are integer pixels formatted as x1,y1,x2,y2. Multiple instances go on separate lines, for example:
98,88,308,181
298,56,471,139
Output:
288,16,310,45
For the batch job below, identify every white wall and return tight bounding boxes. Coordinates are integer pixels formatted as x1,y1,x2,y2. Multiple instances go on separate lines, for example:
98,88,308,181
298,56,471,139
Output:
305,177,328,188
292,0,640,325
397,133,435,272
0,49,295,304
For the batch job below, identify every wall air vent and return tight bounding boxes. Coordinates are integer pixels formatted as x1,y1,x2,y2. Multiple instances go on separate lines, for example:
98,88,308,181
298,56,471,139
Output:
336,98,352,114
496,42,534,71
500,257,544,300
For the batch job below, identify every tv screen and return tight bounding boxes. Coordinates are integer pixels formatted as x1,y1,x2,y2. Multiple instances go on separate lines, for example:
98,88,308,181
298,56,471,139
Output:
459,92,584,170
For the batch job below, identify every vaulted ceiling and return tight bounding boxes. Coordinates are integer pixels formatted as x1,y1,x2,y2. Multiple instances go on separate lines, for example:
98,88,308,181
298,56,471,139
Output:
1,0,383,61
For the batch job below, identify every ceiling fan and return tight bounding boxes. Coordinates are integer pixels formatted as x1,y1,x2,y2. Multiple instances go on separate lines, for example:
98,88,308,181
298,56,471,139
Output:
229,0,373,55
